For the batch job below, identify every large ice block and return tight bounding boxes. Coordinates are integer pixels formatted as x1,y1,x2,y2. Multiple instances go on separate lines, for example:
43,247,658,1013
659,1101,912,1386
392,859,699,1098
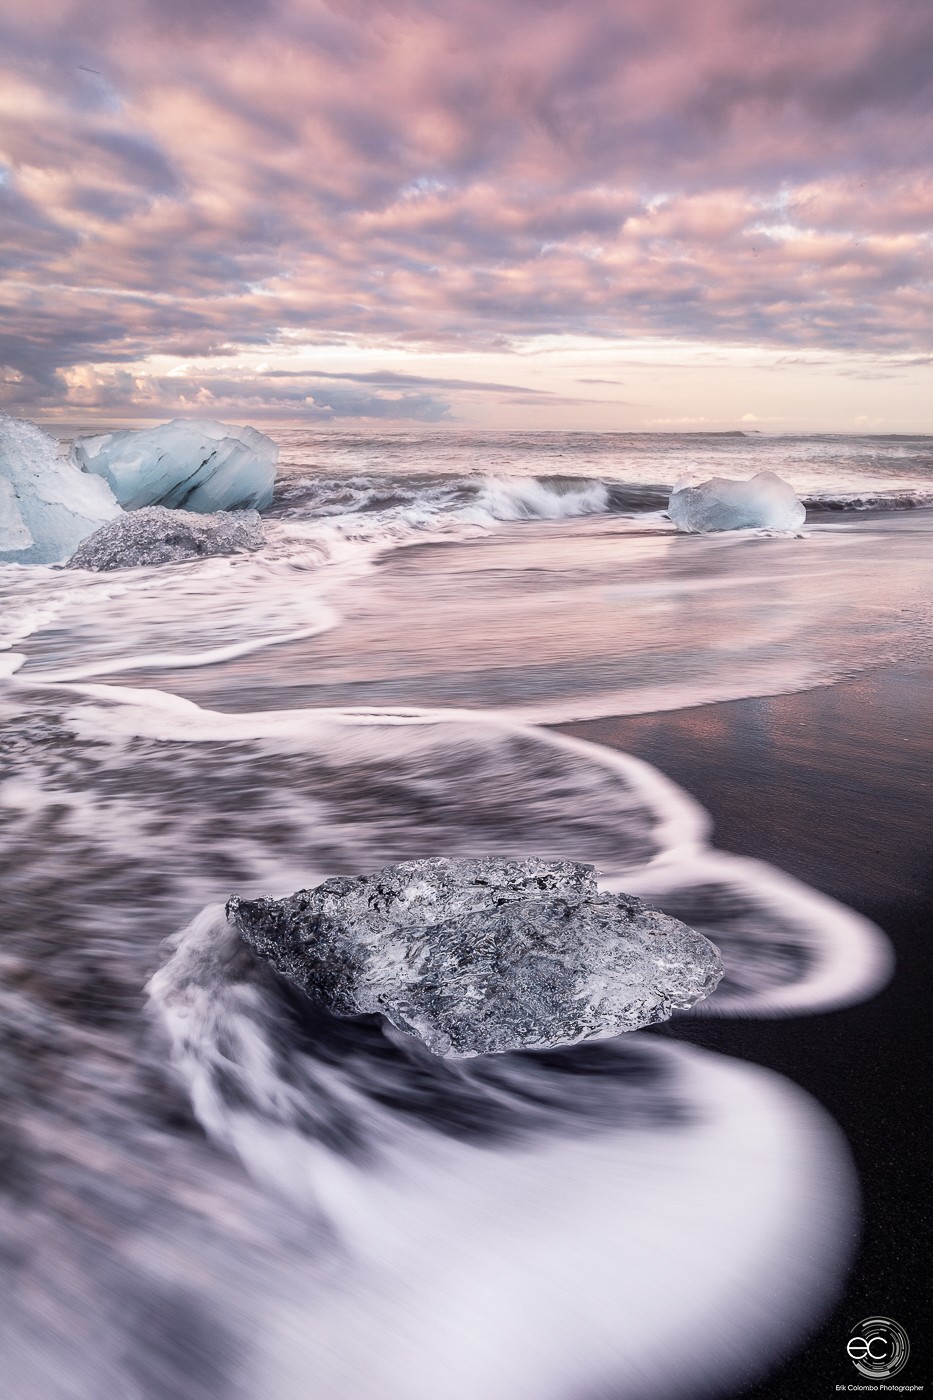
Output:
668,470,806,532
1,413,121,566
228,857,723,1058
71,419,278,512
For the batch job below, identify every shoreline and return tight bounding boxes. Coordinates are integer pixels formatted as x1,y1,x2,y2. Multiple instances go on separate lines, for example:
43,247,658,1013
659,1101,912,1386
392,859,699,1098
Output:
552,663,932,1394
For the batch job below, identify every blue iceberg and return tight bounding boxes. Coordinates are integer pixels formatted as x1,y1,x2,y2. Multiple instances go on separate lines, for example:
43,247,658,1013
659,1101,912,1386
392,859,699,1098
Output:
71,418,278,513
1,413,121,566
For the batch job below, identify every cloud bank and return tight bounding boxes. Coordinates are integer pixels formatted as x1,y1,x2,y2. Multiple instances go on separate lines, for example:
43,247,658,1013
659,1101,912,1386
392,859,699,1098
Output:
0,0,931,418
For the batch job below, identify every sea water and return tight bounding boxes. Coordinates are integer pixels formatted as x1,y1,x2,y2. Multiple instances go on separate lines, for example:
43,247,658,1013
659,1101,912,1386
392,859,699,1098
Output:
1,427,929,1398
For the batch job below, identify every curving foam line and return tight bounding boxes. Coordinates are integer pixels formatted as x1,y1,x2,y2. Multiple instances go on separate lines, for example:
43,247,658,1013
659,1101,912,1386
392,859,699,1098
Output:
613,849,894,1017
31,679,892,1020
40,683,709,865
31,605,339,682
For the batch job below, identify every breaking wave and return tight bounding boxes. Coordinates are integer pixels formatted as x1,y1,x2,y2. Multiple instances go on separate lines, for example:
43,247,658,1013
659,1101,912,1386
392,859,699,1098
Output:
273,469,669,527
475,474,611,519
801,488,933,512
273,468,933,534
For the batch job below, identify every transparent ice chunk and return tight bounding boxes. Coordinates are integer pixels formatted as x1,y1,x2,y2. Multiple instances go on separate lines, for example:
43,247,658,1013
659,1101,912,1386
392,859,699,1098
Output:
228,857,723,1057
668,470,806,532
67,505,264,570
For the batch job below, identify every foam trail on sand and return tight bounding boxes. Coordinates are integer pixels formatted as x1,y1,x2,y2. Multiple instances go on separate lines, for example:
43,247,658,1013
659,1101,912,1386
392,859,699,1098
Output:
34,681,891,1019
2,543,344,682
0,673,886,1398
54,686,708,865
34,606,338,681
617,850,893,1017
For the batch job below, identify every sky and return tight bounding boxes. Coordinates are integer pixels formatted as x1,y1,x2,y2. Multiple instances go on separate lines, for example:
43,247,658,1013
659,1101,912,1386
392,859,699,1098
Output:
1,0,931,431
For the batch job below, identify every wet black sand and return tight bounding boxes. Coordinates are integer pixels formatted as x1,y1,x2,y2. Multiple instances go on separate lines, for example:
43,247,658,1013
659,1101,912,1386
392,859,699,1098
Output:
555,664,933,1397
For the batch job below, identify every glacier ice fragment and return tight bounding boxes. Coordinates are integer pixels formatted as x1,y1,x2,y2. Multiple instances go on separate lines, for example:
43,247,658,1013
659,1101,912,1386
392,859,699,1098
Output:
67,505,264,570
71,418,278,513
227,857,723,1058
668,470,806,533
1,413,121,566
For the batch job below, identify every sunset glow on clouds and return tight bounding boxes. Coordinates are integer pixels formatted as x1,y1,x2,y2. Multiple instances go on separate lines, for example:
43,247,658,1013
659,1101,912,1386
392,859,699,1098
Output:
1,0,931,428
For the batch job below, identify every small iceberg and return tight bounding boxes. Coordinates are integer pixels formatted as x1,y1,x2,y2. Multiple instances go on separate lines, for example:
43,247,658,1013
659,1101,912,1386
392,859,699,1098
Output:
71,418,278,513
668,470,806,532
227,857,723,1058
1,413,121,566
67,505,264,571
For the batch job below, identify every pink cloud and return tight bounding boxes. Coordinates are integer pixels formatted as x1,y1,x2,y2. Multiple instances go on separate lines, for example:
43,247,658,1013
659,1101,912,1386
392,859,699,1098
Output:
1,0,931,413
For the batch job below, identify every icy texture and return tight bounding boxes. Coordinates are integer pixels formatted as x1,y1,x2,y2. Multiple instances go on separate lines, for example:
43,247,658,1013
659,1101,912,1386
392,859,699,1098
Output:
67,505,264,571
227,857,723,1057
1,413,121,565
71,418,278,512
668,470,806,533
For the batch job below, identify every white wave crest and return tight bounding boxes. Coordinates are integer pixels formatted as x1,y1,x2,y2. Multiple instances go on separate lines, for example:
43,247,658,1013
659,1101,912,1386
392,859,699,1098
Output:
475,475,610,521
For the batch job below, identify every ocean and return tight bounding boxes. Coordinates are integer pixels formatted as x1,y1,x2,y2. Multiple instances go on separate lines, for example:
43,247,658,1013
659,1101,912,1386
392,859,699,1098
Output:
1,427,931,1398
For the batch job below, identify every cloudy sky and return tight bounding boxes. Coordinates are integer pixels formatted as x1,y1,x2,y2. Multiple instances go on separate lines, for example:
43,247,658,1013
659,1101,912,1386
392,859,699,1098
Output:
1,0,931,429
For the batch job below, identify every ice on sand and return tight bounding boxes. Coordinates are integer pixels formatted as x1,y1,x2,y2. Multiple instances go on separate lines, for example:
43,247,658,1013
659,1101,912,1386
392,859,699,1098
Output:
1,413,121,566
668,470,806,533
71,419,278,513
228,857,724,1058
68,505,264,570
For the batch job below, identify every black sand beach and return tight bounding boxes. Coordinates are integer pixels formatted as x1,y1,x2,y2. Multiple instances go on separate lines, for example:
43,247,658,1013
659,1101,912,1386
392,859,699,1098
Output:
5,422,933,1397
556,663,933,1395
